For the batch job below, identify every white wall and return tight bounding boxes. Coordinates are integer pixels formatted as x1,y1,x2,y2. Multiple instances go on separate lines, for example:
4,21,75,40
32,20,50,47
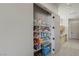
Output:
58,4,69,34
0,4,33,56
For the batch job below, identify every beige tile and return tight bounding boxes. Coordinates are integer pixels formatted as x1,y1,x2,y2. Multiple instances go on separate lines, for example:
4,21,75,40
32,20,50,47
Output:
55,39,79,56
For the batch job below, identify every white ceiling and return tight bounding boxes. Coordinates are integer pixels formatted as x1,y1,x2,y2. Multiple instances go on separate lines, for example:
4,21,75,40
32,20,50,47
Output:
57,3,79,19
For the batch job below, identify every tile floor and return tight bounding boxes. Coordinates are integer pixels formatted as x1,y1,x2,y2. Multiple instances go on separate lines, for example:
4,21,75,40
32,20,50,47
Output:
55,39,79,56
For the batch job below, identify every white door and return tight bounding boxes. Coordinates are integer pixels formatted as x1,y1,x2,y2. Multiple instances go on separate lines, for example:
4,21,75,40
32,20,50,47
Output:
51,13,60,54
70,20,79,39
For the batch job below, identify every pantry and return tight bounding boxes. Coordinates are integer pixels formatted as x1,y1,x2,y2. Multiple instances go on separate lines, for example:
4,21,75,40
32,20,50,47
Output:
33,4,60,56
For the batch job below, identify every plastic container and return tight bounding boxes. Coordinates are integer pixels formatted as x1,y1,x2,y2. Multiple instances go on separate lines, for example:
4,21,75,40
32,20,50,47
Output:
42,46,50,56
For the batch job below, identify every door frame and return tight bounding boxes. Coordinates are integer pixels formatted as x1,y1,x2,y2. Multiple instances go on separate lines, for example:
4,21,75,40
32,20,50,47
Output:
68,18,79,40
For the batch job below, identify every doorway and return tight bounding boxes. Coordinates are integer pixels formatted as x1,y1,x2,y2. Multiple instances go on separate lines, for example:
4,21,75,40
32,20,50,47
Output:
68,19,79,40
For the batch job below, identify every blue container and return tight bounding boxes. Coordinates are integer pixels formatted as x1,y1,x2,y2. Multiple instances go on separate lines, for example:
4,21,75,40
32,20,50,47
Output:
42,46,50,56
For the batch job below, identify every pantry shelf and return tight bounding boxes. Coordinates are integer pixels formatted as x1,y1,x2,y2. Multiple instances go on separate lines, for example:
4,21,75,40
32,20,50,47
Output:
33,4,52,56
